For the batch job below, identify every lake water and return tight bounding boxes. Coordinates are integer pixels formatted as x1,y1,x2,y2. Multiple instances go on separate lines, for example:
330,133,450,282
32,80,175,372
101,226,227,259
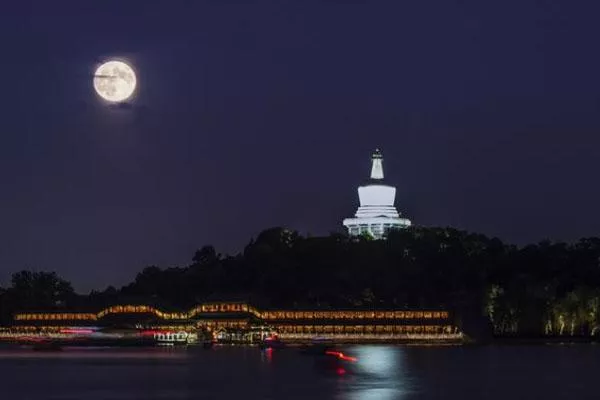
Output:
1,344,598,399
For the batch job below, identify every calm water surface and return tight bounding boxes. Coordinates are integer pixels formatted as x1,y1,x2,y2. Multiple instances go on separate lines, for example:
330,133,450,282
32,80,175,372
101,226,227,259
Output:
1,344,598,399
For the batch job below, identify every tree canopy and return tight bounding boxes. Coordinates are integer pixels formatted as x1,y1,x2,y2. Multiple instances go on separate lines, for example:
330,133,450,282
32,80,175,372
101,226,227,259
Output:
1,227,599,337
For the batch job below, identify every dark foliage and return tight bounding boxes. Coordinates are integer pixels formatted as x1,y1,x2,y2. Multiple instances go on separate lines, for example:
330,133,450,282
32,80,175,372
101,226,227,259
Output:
1,227,599,336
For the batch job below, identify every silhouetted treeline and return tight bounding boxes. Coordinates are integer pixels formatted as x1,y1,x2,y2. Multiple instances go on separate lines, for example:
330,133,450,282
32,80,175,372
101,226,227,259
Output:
1,227,599,337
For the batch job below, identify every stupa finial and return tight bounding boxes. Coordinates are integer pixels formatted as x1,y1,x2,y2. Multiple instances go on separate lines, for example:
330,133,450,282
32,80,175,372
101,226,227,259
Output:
370,148,384,179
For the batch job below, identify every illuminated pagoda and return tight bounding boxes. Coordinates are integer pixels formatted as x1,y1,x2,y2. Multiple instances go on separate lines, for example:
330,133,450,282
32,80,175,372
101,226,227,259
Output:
343,149,411,239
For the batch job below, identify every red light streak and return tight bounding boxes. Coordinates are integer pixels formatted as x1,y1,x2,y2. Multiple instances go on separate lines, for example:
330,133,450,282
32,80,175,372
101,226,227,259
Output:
60,328,94,334
325,351,358,362
18,336,44,343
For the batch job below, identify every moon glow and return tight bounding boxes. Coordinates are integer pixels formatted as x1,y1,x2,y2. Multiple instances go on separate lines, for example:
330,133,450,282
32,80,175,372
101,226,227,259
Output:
93,60,136,103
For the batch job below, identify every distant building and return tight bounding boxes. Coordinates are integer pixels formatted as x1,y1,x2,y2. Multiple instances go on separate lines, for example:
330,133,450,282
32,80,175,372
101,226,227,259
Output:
343,149,411,238
9,302,461,343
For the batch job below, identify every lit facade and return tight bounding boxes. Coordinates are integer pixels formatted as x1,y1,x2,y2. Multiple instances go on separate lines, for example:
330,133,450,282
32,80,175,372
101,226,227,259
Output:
343,149,411,238
7,302,462,342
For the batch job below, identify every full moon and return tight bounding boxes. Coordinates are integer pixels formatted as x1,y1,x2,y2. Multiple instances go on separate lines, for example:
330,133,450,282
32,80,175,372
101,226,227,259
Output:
93,60,137,103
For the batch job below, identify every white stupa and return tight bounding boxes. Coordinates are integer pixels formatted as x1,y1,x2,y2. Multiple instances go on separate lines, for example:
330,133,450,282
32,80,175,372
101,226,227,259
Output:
343,149,411,238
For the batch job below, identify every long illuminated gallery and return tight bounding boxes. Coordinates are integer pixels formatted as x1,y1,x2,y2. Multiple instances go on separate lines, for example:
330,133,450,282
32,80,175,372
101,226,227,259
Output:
5,302,462,344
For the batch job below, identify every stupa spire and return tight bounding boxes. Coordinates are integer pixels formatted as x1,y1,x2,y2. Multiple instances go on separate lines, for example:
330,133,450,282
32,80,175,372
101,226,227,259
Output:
370,148,384,180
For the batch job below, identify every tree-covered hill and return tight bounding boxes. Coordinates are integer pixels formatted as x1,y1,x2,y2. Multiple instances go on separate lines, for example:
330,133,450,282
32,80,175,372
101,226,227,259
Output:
1,227,599,337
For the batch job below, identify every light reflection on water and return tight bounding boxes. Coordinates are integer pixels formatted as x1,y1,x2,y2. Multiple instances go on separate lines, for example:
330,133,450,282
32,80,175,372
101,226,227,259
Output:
0,344,598,399
335,346,413,400
0,347,189,360
353,345,401,375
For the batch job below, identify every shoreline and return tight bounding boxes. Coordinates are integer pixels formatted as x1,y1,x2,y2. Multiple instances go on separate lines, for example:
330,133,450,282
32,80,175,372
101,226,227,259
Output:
490,336,599,345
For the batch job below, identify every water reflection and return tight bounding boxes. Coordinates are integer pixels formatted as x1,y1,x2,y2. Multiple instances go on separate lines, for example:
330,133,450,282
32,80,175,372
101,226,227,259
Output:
352,346,402,375
341,387,406,400
260,347,274,363
335,346,413,400
2,344,599,399
0,347,189,360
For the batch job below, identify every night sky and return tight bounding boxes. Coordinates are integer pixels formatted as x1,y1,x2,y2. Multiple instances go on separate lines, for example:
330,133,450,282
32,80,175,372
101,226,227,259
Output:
1,1,599,292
